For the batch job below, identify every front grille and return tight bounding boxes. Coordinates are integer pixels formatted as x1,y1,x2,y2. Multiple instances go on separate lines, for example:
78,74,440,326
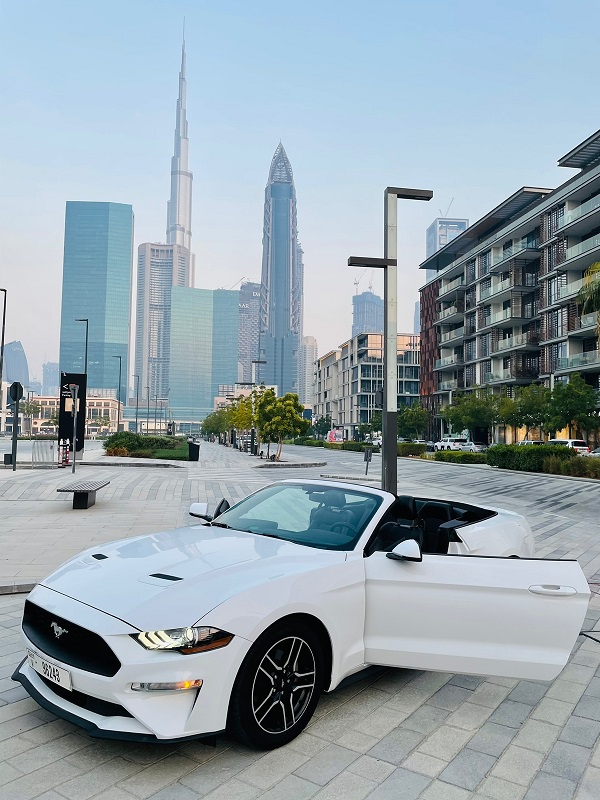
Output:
23,600,121,677
38,675,133,718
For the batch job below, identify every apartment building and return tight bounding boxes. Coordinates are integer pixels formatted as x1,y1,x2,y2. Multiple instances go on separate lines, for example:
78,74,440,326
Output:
313,333,420,440
420,129,600,438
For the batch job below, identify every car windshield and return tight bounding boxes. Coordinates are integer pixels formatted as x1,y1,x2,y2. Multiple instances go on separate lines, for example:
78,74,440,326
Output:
572,441,587,447
212,483,382,551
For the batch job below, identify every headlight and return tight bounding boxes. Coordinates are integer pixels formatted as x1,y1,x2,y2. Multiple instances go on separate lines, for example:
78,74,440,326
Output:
133,627,233,654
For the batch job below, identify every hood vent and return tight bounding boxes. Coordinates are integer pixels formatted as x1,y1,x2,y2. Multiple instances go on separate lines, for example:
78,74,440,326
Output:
91,554,108,560
149,573,183,582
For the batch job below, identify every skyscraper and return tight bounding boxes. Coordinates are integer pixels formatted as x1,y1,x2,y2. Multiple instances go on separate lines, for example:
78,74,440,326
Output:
238,281,261,383
259,143,303,395
425,218,469,280
352,291,384,337
135,39,194,401
59,202,133,404
42,362,59,396
3,341,29,387
298,336,318,406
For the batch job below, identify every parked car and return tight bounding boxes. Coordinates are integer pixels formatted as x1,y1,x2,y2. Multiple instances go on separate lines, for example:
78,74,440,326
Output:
545,439,590,455
434,436,468,451
585,447,600,458
14,479,588,749
516,440,545,446
460,442,488,453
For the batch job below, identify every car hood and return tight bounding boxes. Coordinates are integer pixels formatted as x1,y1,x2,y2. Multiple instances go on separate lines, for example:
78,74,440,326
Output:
40,525,345,630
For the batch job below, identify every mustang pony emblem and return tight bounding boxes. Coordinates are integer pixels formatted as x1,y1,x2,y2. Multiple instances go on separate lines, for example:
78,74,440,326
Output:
51,622,68,638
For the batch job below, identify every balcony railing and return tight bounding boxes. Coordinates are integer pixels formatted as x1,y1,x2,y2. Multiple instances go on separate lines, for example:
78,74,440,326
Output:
495,332,540,351
438,305,460,321
435,354,463,369
440,327,465,343
484,370,511,383
439,276,465,296
557,278,584,300
568,313,597,333
560,194,600,228
557,351,600,370
480,278,511,301
566,235,600,260
492,242,538,266
438,379,459,391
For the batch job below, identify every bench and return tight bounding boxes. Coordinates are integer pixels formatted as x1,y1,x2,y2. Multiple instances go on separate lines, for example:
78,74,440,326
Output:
57,480,110,509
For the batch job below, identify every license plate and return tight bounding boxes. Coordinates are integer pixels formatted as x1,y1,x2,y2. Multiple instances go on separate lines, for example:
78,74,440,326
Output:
27,649,72,691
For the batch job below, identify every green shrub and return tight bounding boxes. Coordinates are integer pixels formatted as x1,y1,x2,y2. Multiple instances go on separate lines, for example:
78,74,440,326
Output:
559,457,600,479
323,442,343,449
542,455,564,475
294,438,325,446
341,441,380,453
152,446,189,460
397,443,427,457
128,449,154,458
486,444,577,472
103,431,144,452
434,451,487,464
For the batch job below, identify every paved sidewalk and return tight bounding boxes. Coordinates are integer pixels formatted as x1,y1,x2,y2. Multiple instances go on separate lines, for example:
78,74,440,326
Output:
0,443,599,799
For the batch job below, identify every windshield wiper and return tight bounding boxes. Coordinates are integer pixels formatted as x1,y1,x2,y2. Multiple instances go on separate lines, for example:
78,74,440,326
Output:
210,521,232,529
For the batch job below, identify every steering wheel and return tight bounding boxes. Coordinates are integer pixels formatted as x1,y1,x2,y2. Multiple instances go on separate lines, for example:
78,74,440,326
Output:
330,521,361,536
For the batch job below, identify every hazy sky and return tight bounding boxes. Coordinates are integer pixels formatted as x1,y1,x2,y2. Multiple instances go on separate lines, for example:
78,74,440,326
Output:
1,0,598,385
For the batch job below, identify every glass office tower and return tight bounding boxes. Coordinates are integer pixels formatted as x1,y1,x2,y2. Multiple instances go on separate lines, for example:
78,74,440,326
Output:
59,202,133,404
259,143,303,395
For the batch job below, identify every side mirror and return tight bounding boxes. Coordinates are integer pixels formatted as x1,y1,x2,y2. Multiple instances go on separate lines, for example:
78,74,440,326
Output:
189,502,212,521
386,538,422,563
214,498,231,518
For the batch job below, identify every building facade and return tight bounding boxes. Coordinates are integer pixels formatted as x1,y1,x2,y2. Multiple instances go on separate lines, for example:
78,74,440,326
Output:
352,291,384,337
169,287,239,423
59,201,133,406
420,128,600,440
298,335,318,407
259,143,303,395
135,39,194,402
314,333,420,440
2,341,29,387
238,281,261,383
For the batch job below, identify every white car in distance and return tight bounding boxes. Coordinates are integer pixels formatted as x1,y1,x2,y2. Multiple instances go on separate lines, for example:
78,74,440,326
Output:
14,480,589,749
434,436,468,451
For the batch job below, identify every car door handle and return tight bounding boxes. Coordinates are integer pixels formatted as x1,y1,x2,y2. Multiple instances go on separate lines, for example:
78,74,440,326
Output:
529,584,577,596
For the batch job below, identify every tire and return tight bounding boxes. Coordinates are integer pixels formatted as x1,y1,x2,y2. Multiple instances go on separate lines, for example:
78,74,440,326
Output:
227,622,324,749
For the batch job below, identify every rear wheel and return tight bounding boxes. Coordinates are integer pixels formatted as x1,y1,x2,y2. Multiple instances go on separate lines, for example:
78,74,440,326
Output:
228,622,324,749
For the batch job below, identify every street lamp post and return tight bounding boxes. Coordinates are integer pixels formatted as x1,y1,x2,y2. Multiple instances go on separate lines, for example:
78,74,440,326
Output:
145,386,150,435
112,355,122,432
349,186,433,494
75,319,89,376
133,374,140,433
0,288,7,395
154,396,158,435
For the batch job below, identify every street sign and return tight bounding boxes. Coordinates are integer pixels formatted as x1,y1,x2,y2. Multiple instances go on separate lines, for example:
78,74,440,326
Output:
9,382,23,402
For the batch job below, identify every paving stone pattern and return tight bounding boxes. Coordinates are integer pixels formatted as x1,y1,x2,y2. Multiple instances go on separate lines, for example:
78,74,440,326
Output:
0,443,599,798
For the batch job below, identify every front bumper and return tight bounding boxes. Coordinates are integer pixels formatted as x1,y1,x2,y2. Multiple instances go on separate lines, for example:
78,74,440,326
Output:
13,586,252,741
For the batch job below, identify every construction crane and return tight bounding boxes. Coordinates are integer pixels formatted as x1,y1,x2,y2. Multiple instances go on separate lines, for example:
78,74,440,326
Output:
353,269,367,294
219,276,245,290
439,199,454,219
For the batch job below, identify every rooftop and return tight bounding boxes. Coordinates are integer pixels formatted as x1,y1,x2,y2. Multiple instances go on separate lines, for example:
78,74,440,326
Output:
558,128,600,170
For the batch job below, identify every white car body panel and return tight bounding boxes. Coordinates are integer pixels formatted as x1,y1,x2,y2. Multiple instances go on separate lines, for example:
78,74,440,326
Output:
13,479,589,742
365,553,589,679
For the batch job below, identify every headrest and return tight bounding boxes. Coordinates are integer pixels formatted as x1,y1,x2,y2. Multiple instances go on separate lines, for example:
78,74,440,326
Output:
322,490,346,509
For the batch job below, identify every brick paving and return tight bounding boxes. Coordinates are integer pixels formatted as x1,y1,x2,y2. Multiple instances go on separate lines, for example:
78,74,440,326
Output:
0,442,599,798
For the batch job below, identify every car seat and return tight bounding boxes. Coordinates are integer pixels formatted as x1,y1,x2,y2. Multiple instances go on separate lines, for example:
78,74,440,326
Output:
310,490,354,533
417,501,452,554
376,521,423,552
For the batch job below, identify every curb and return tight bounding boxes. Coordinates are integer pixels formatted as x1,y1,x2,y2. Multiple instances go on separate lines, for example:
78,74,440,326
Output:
408,457,600,485
254,461,327,469
0,582,35,596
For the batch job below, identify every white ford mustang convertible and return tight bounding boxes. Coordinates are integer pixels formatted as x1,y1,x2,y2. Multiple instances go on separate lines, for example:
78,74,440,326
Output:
14,479,589,749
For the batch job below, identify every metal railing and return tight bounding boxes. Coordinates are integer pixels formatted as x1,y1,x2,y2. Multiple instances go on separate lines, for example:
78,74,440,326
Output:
440,327,465,343
438,276,465,296
566,234,600,260
560,194,600,228
557,351,600,370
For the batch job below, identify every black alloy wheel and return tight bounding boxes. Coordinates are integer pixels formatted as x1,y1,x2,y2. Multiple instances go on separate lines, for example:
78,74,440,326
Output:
228,622,324,749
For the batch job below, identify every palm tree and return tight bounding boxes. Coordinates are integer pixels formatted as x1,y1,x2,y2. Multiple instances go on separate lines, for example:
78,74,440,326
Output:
578,260,600,348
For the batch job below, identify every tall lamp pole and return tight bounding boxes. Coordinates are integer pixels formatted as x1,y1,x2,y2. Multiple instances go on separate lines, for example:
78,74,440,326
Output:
112,355,122,432
349,186,433,494
0,288,7,394
154,395,158,435
75,318,89,376
133,374,140,433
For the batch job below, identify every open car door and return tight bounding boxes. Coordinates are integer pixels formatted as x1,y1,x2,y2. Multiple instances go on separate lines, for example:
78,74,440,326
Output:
364,549,589,681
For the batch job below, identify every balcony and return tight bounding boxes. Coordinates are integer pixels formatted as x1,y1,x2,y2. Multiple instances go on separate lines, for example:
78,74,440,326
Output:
556,278,584,301
437,379,461,392
494,331,540,352
434,354,463,370
558,194,600,236
435,304,465,325
438,276,466,298
563,234,600,269
556,351,600,372
567,313,597,338
440,327,465,344
484,367,539,383
480,278,511,301
484,370,511,383
490,243,539,272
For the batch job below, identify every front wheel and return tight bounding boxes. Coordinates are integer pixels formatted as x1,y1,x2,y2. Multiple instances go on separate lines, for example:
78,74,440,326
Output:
227,622,324,749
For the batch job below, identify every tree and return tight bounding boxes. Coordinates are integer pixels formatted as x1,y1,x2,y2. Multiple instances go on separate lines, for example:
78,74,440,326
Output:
370,410,382,434
547,373,599,438
19,400,41,435
311,415,331,440
259,393,310,460
496,394,520,442
397,404,429,440
578,260,600,347
514,384,552,438
441,390,498,441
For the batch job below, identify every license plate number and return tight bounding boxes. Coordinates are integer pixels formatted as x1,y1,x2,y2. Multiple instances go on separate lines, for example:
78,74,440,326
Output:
27,649,72,691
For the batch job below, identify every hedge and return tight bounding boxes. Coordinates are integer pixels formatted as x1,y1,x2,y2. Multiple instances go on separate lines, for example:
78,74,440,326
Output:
434,451,487,464
340,441,380,453
397,443,427,457
294,438,325,447
543,455,600,479
486,444,577,472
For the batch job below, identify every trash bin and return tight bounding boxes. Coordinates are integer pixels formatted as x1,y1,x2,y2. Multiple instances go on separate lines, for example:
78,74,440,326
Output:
188,440,200,461
3,453,12,466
